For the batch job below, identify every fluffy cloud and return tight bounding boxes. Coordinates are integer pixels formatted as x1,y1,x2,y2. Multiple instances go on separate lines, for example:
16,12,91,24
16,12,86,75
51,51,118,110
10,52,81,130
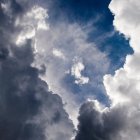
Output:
11,0,111,129
15,5,49,45
75,0,140,140
0,1,74,140
105,0,140,107
75,101,127,140
52,48,65,59
3,0,137,140
71,60,89,85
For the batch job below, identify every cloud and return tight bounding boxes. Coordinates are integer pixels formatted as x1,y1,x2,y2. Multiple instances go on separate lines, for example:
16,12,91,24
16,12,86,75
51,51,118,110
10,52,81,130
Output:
52,48,65,59
75,0,140,140
71,60,89,85
15,5,49,45
33,22,110,127
105,0,140,106
75,101,126,140
0,1,74,140
1,1,138,140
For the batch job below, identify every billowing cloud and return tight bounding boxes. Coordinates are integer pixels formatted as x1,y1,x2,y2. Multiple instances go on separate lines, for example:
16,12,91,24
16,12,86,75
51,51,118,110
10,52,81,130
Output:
105,0,140,107
15,5,49,46
75,101,126,140
0,1,74,140
2,0,138,140
75,0,140,140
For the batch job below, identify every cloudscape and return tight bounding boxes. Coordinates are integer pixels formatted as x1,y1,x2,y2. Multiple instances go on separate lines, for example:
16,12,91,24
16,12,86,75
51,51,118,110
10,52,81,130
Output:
0,0,139,140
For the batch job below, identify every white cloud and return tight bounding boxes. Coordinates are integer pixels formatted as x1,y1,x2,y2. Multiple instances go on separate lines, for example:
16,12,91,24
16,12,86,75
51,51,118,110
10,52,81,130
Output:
15,5,49,45
52,48,65,59
33,22,109,128
105,0,140,106
109,0,140,52
71,60,89,85
26,6,49,30
98,0,140,139
16,26,36,45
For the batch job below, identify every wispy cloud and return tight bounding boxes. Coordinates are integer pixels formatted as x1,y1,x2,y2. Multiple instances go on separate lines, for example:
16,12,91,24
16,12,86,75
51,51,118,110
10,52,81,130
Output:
33,21,110,127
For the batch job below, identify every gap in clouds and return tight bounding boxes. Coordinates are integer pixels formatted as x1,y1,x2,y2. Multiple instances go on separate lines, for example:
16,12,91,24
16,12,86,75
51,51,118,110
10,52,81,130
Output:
31,0,133,128
4,0,133,131
49,0,133,73
0,0,138,140
41,0,133,105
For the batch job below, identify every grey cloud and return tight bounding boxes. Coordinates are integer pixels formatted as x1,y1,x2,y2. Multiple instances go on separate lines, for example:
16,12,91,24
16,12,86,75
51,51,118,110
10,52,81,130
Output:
34,22,110,126
0,1,74,140
75,102,126,140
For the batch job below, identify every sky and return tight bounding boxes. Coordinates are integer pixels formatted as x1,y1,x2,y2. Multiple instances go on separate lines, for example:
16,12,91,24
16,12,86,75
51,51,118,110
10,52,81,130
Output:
0,0,140,140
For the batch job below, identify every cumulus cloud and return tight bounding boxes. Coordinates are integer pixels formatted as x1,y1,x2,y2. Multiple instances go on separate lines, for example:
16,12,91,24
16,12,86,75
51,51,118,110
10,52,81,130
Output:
105,0,140,106
0,1,74,140
75,0,140,140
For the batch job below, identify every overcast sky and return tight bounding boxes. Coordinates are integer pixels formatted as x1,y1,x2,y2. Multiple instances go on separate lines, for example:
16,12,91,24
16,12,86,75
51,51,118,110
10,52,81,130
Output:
0,0,140,140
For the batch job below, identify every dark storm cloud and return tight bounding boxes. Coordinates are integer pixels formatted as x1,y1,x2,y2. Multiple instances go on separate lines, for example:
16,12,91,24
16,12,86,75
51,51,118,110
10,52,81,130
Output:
0,42,44,140
75,102,126,140
0,1,74,140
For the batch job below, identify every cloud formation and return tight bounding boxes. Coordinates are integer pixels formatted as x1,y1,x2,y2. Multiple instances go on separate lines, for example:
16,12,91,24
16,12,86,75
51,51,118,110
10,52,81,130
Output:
33,22,110,127
0,1,74,140
75,101,126,140
75,0,140,140
1,0,138,140
71,60,89,85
